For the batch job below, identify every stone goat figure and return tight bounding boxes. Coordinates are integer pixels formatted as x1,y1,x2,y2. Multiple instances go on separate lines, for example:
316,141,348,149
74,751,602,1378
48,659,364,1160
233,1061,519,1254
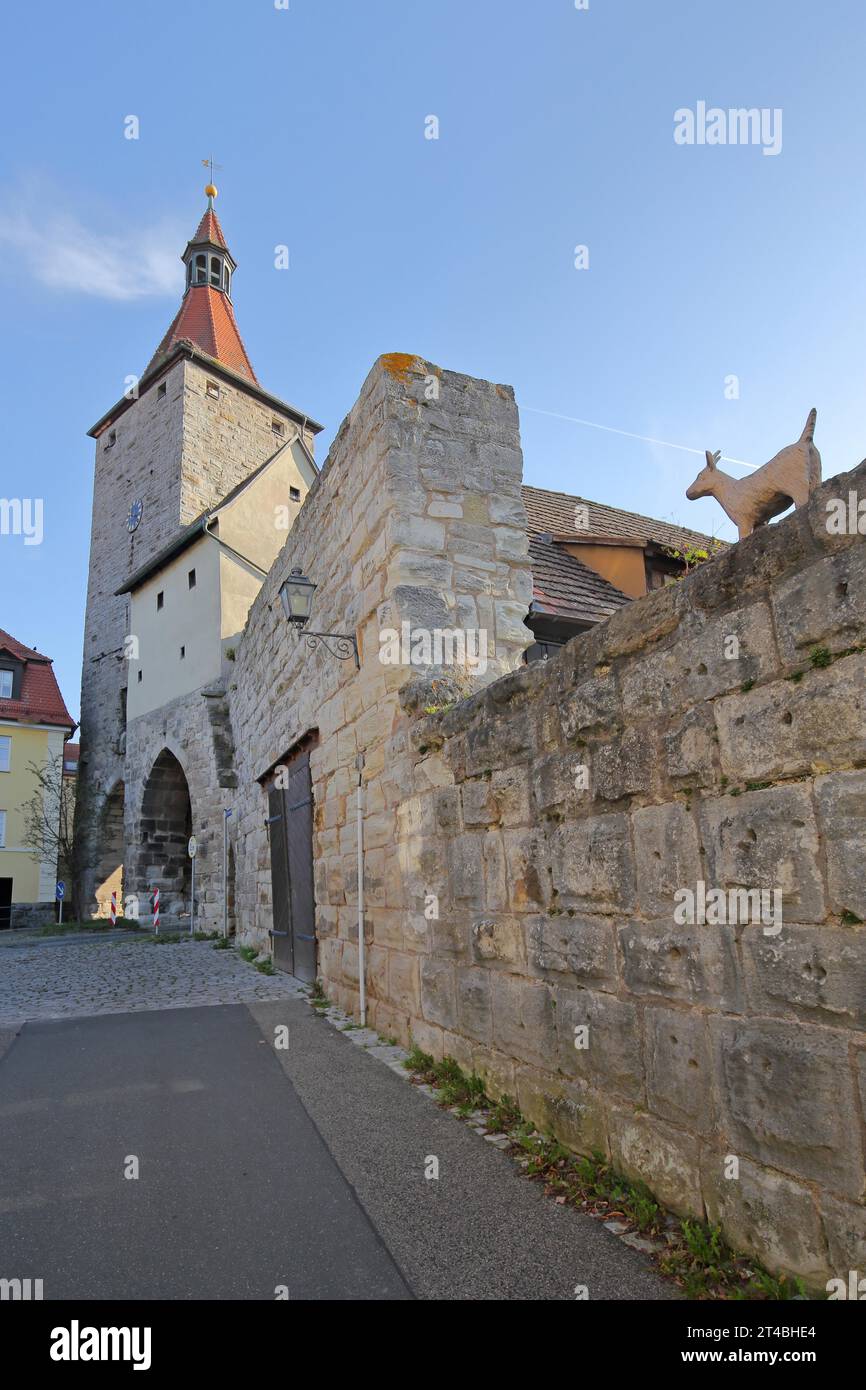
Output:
686,409,822,540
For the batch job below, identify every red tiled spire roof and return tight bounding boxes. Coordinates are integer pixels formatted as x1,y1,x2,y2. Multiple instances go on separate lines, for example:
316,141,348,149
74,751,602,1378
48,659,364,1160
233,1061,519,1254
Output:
191,206,228,250
0,628,76,732
144,288,258,383
143,197,258,385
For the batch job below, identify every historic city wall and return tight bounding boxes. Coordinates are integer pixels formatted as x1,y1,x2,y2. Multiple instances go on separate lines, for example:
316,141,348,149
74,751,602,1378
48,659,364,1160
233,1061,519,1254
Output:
228,352,532,953
231,350,866,1284
387,458,866,1286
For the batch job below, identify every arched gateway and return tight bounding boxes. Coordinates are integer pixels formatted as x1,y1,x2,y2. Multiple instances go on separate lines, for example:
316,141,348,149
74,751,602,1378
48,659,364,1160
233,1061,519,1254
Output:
137,750,193,926
94,781,124,917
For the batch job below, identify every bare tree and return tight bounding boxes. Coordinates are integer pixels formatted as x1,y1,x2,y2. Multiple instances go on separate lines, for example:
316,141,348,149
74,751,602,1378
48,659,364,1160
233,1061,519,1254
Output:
17,755,82,920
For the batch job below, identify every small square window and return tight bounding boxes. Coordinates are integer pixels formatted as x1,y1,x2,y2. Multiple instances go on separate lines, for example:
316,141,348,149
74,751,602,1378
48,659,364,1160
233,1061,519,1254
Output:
188,569,196,590
290,487,301,502
137,671,143,683
272,419,285,435
157,592,164,611
180,646,186,660
105,429,117,450
206,381,220,400
157,382,167,400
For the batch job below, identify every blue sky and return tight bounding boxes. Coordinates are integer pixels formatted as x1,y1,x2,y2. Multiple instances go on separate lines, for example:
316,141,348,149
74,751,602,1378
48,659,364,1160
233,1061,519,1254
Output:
1,0,865,721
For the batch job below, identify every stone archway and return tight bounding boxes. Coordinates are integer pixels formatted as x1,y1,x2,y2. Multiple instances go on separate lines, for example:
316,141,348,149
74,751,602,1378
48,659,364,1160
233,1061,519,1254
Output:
138,750,192,925
94,782,124,918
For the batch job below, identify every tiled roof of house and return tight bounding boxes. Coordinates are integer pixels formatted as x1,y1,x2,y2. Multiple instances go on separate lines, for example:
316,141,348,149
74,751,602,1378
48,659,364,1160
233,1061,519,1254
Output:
144,287,258,385
0,628,76,731
528,535,631,625
522,484,723,553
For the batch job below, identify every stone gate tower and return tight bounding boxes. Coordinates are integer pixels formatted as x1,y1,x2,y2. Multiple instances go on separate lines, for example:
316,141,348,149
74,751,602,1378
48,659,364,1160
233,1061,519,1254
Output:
75,187,321,923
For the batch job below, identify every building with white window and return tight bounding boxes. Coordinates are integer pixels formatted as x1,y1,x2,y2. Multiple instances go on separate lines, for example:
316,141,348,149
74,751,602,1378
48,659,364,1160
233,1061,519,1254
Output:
0,630,76,929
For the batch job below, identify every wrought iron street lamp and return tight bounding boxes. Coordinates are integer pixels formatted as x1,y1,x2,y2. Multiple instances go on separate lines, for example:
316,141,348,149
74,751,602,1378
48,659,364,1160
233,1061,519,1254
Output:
278,567,359,669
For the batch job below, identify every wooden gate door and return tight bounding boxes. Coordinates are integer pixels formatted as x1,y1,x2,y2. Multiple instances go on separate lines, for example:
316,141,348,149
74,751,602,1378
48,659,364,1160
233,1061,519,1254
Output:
267,752,317,983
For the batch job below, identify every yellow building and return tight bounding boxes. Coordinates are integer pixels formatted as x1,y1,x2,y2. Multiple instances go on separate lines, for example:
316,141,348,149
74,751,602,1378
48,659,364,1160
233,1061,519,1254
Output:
0,630,76,930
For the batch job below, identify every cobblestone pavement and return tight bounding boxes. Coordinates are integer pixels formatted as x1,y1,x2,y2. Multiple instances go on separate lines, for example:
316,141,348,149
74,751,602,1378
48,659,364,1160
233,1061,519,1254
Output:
0,935,306,1028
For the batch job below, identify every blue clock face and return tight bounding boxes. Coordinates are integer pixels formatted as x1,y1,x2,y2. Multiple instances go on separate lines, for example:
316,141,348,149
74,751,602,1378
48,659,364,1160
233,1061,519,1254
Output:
127,500,144,533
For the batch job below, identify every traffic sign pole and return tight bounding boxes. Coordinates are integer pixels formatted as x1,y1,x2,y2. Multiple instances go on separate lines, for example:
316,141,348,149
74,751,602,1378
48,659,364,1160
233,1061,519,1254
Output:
188,836,198,937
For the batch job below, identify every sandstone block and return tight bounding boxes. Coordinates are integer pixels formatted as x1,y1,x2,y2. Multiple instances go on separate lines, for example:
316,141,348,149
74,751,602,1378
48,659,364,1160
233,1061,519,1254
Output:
608,1108,703,1217
526,914,617,987
515,1067,608,1156
702,1153,827,1284
619,920,743,1011
743,923,866,1028
555,987,644,1101
700,786,825,924
620,603,778,717
548,814,636,913
632,803,702,918
715,657,866,781
491,974,556,1069
644,1006,714,1130
664,705,718,787
772,543,866,664
420,958,457,1030
814,770,866,921
471,915,525,966
456,966,493,1043
710,1017,862,1197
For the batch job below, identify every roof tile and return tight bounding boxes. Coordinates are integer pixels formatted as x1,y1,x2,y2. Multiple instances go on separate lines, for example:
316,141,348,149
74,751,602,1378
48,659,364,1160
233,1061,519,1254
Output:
0,627,76,731
528,536,631,625
144,285,258,385
522,484,723,553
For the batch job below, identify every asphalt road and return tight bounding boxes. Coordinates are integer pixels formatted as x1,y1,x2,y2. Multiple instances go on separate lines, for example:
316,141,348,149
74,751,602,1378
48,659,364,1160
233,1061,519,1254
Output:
0,1005,410,1300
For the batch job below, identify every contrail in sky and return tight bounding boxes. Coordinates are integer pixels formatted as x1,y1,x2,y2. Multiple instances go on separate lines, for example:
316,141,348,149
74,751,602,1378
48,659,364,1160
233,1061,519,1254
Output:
522,406,757,471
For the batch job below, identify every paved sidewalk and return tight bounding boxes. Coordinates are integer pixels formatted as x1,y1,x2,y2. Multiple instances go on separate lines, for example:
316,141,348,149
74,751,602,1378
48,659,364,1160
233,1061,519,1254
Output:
0,936,305,1029
250,996,677,1301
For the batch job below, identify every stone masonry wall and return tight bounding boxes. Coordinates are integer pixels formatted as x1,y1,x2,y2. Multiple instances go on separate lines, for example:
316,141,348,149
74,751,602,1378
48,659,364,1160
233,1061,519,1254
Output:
383,459,866,1287
228,353,532,958
231,349,864,1285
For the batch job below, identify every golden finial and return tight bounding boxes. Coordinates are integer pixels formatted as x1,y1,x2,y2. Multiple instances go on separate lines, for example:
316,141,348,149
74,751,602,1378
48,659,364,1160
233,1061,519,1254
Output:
202,156,222,204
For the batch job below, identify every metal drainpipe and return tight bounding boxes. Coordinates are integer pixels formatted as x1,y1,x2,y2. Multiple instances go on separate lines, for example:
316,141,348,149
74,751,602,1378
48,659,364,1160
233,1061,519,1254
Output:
356,752,366,1027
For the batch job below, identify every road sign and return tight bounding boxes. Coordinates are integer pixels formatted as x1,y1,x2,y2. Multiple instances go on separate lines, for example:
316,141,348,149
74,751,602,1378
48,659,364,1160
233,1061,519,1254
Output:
188,836,197,859
55,882,65,900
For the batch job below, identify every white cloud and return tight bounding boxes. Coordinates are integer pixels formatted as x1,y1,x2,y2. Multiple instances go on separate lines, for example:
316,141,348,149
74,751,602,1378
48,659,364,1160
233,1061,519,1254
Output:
0,202,184,301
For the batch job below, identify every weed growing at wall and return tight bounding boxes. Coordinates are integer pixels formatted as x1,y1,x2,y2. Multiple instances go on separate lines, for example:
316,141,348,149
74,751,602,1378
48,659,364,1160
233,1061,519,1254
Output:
402,1048,815,1302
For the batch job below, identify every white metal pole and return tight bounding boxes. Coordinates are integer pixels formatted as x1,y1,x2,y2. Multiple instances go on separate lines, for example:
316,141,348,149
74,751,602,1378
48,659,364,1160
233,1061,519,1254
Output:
223,809,232,938
58,897,62,926
356,753,366,1027
190,856,195,937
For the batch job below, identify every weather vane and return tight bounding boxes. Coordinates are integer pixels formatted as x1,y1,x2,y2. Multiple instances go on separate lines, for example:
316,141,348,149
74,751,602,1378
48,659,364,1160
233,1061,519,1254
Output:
201,156,223,201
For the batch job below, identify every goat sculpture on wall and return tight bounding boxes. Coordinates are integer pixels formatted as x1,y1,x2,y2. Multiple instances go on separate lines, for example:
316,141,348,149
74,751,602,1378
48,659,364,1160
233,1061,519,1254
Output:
686,409,822,540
